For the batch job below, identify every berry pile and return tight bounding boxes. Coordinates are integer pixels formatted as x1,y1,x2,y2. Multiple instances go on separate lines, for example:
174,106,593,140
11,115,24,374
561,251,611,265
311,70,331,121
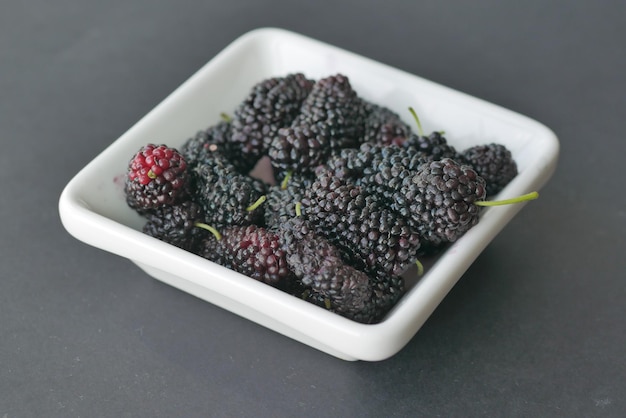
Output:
123,72,528,324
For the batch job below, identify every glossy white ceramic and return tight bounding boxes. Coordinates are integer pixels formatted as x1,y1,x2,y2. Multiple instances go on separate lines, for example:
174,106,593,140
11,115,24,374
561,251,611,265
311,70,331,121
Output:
59,27,559,361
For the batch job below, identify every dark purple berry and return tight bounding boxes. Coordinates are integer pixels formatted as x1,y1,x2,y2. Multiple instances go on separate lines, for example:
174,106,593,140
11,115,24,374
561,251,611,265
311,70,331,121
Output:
461,143,518,196
277,217,374,322
142,201,206,253
404,158,487,250
193,153,268,228
200,225,292,288
292,74,368,150
230,73,315,165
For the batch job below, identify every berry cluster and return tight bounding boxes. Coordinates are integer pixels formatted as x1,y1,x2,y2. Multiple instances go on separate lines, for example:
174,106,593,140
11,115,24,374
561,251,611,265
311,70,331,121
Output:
123,73,525,324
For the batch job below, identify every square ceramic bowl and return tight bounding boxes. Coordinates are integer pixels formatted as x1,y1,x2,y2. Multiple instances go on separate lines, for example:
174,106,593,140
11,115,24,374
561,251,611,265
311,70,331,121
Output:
59,27,559,361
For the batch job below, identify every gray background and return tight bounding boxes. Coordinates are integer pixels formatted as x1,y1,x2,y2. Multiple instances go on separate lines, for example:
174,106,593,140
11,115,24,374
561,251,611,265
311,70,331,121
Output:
2,0,625,416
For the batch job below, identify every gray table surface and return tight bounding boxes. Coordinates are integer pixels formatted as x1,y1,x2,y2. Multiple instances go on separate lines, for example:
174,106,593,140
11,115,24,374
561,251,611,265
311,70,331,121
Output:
2,1,625,416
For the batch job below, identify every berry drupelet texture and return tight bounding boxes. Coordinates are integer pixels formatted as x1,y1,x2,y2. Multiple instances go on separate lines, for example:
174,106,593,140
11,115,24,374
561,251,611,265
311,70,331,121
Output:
316,146,373,180
319,142,487,253
319,141,431,186
356,143,430,197
268,122,331,177
230,73,315,165
193,153,268,228
301,171,422,276
200,224,292,288
461,143,518,196
277,216,375,322
180,120,231,165
180,119,258,174
361,101,412,146
142,200,206,253
366,270,406,322
125,144,191,212
292,74,368,150
402,158,487,250
263,173,313,228
402,131,461,162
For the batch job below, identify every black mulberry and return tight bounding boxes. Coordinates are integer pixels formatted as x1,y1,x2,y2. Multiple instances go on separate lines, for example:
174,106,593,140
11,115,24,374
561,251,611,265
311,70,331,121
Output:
362,101,412,146
180,119,258,174
292,74,367,150
461,143,518,196
230,73,314,165
143,200,206,253
302,171,421,276
277,216,374,322
403,158,487,250
268,122,331,176
200,224,292,288
193,154,268,228
263,173,313,228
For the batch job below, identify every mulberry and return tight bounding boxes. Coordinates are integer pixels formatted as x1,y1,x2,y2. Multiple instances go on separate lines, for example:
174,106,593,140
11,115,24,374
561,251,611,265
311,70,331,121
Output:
230,73,314,165
263,173,313,228
200,224,291,287
268,122,331,176
180,119,257,174
302,172,421,276
362,102,412,146
125,144,190,212
142,200,206,253
461,143,518,196
277,216,374,322
403,158,487,249
292,74,367,150
193,154,268,228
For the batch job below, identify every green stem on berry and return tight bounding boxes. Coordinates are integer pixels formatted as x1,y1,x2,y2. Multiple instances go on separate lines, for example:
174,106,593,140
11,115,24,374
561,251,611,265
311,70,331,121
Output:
220,112,232,122
295,202,302,217
408,107,424,136
415,259,424,277
281,171,293,190
324,298,332,310
195,222,222,240
246,195,267,212
475,191,539,207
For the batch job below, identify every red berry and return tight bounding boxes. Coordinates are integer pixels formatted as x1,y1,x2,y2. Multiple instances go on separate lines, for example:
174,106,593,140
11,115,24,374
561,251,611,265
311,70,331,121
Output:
124,144,190,212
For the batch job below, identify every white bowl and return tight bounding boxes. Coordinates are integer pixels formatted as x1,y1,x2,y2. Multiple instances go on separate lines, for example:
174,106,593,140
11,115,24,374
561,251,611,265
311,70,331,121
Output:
59,27,559,361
